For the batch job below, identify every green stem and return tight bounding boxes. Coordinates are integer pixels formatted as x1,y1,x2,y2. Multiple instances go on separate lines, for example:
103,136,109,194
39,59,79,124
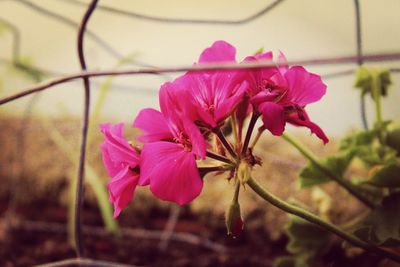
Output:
247,177,400,263
372,71,383,127
371,71,386,145
233,181,241,203
206,151,234,165
282,133,376,209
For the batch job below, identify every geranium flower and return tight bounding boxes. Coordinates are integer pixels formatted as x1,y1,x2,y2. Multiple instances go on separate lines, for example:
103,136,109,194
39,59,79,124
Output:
245,52,329,144
100,123,141,218
133,85,207,205
167,40,248,129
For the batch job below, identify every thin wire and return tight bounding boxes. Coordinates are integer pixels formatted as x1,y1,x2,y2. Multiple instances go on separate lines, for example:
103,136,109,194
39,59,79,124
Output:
1,51,400,106
11,0,156,69
61,0,286,25
74,0,98,257
354,0,369,130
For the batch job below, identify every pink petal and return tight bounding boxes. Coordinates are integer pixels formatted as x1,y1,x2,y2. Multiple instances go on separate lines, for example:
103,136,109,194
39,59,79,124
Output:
277,50,289,73
199,40,236,64
159,82,207,159
285,66,327,106
107,166,139,218
287,110,329,144
181,116,207,159
259,102,286,136
100,123,139,177
133,108,173,143
141,142,203,205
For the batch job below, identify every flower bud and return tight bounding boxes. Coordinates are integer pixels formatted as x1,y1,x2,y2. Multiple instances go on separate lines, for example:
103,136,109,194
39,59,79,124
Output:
225,202,244,237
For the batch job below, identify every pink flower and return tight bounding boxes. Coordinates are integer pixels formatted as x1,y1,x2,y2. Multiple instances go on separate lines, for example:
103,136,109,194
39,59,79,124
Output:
166,41,248,129
100,123,141,218
133,85,207,205
245,52,329,144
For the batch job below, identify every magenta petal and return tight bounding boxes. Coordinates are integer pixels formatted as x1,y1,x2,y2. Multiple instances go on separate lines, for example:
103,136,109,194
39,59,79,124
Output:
100,123,139,177
259,102,286,136
133,108,173,143
199,40,236,64
107,166,139,218
287,111,329,144
181,116,207,159
285,66,327,106
141,142,203,205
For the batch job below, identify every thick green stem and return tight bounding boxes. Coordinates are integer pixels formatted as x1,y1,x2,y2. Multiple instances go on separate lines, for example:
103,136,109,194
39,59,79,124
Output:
372,71,383,127
247,177,400,263
233,181,241,203
282,133,376,209
371,71,386,145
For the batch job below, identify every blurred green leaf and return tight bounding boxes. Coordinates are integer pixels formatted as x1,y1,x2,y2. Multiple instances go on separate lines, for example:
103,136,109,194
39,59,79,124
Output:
274,216,331,267
299,152,353,188
254,47,264,55
285,217,331,255
354,193,400,246
356,145,397,167
273,256,308,267
386,128,400,156
340,130,376,151
366,163,400,188
354,66,392,97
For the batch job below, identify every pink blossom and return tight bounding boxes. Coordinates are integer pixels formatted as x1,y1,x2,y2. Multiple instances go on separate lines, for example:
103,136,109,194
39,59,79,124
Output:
133,85,207,205
165,40,248,129
245,52,329,143
100,123,141,218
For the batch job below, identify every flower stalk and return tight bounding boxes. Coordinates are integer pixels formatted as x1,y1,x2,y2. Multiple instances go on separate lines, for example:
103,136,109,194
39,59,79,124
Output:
282,133,376,209
247,177,400,263
241,112,259,155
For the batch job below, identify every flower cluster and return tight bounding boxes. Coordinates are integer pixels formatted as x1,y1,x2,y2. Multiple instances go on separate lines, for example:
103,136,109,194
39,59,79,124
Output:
100,40,328,231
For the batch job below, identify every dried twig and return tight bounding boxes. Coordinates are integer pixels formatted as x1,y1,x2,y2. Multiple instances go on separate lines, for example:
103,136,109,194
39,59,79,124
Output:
158,204,181,251
13,219,228,254
34,258,138,267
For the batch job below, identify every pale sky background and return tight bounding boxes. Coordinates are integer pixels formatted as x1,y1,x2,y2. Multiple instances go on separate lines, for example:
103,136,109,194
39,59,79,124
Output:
0,0,399,137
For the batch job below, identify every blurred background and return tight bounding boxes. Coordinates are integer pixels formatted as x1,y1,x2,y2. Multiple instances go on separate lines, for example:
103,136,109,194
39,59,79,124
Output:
0,0,399,266
0,0,399,135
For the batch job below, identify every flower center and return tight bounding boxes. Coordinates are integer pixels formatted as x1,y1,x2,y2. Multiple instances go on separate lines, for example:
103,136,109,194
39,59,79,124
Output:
174,131,193,151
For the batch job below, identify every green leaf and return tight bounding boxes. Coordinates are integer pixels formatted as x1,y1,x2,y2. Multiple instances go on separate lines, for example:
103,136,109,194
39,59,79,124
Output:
386,128,400,155
354,193,400,246
340,130,376,151
274,216,331,267
254,47,264,55
354,66,392,98
299,152,353,188
273,256,308,267
285,216,331,255
366,163,400,188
